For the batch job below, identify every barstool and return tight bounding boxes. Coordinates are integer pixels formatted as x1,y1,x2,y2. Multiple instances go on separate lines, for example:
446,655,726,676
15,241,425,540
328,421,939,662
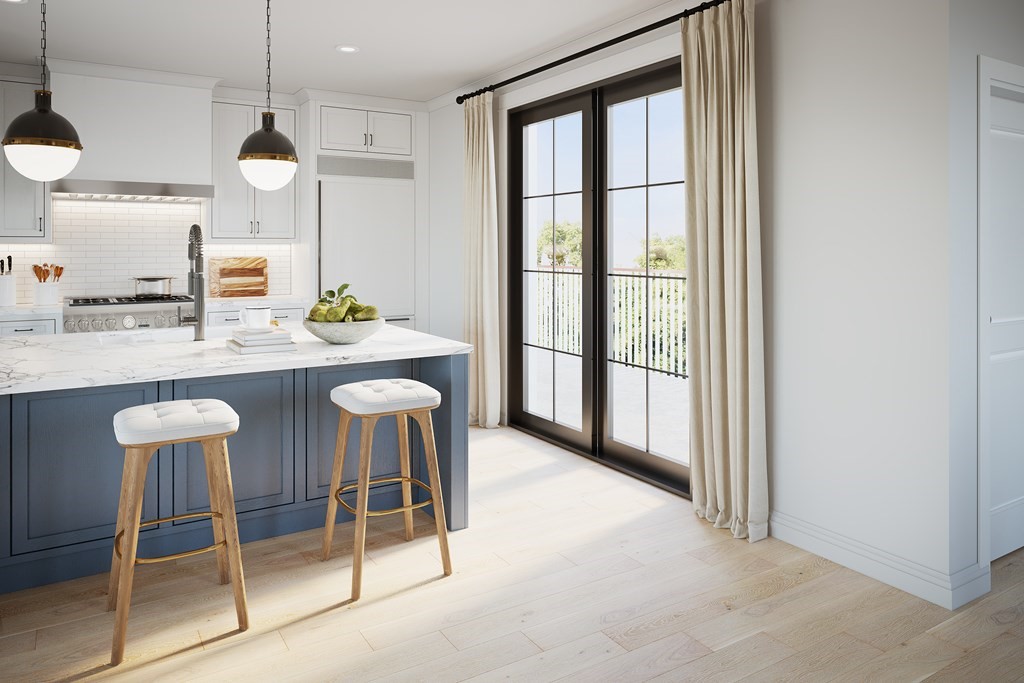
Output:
321,379,452,600
107,399,248,666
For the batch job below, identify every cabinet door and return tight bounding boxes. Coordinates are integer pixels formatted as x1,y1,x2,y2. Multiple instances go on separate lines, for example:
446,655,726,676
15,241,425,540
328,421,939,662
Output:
254,107,297,239
172,370,294,518
367,111,412,155
305,361,412,500
320,177,416,317
11,383,160,554
320,106,368,152
1,82,48,239
212,102,256,239
0,319,56,336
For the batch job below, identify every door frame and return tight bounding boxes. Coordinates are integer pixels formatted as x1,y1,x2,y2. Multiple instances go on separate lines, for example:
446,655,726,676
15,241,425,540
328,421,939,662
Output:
978,55,1024,564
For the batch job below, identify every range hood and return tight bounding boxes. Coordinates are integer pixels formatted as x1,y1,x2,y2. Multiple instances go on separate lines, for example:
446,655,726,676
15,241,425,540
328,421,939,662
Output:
50,179,215,203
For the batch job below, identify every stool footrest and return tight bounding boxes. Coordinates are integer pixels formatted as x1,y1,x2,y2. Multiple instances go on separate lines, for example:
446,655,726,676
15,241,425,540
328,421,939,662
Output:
114,511,226,565
336,476,433,517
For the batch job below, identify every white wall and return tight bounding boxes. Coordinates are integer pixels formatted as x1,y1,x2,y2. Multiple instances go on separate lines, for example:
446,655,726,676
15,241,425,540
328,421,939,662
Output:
947,0,1024,576
756,0,970,606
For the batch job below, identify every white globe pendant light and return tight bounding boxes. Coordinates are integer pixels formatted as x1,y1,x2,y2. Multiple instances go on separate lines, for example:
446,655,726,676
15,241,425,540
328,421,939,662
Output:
2,2,83,182
238,0,297,191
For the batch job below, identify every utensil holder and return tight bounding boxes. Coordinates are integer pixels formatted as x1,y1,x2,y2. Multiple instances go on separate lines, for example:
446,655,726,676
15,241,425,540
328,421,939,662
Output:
0,276,15,308
33,282,59,306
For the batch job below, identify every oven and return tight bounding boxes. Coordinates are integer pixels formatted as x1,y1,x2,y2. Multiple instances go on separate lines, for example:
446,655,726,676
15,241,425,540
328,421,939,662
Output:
63,295,195,333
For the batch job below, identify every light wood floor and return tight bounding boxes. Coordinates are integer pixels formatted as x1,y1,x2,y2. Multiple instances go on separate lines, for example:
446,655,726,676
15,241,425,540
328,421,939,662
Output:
2,428,1023,682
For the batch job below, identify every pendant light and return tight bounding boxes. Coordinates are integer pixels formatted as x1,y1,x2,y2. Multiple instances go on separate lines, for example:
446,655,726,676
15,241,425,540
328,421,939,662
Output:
2,1,83,182
238,0,297,191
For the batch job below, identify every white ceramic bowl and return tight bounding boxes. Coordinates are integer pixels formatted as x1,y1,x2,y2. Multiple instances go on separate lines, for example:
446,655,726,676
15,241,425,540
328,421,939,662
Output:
303,317,385,344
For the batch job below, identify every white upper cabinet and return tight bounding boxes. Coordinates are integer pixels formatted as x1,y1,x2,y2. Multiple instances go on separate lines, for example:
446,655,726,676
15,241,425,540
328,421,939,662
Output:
320,105,411,156
211,101,296,240
0,81,48,241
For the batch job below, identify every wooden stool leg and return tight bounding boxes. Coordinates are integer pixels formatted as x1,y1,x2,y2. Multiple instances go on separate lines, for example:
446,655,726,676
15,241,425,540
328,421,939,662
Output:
396,413,415,542
202,443,230,584
207,438,249,631
351,416,377,602
413,410,452,577
110,447,154,666
322,409,353,560
107,450,137,611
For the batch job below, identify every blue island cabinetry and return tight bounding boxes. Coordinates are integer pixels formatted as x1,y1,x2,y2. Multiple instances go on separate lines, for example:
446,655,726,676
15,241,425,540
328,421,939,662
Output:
0,355,468,593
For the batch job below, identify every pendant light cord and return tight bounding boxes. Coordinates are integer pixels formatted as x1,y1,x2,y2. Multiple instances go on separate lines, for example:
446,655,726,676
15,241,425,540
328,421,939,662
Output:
39,0,47,89
265,0,272,112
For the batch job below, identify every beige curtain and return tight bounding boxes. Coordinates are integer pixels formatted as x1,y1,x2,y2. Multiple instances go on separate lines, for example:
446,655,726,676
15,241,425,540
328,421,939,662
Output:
463,92,502,428
680,0,768,541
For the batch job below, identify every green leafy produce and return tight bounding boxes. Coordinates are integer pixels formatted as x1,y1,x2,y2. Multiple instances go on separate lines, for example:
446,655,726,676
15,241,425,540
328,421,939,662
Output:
307,283,380,322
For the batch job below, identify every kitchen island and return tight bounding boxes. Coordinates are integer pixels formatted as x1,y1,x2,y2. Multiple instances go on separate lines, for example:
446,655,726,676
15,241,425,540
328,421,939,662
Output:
0,324,471,593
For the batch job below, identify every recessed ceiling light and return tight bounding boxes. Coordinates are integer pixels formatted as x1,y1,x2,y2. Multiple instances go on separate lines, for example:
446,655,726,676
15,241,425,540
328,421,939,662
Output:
335,45,360,54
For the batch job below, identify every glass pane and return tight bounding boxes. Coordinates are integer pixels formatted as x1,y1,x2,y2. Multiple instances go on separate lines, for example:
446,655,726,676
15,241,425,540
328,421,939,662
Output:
524,272,553,348
554,352,583,431
553,194,583,269
608,97,646,189
523,119,553,196
525,196,554,270
525,346,554,420
647,185,685,276
608,188,646,272
554,112,583,194
649,276,686,375
555,273,581,354
648,89,684,185
608,275,646,367
608,362,646,450
649,370,688,463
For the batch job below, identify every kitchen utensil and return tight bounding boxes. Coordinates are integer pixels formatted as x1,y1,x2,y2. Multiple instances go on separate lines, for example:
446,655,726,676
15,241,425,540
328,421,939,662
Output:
32,265,43,282
42,267,50,283
54,265,64,282
208,257,269,297
133,276,174,298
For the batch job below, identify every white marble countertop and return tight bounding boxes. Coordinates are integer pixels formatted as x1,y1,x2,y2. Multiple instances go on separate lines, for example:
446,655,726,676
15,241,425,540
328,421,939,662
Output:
0,323,471,396
0,304,64,320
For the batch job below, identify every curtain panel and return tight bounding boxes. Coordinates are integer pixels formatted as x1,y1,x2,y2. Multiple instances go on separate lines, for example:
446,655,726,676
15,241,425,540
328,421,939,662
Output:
463,92,502,428
680,0,769,541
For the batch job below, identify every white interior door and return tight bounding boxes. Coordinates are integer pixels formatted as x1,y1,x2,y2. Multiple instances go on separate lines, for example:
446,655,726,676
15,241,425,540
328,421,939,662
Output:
981,59,1024,561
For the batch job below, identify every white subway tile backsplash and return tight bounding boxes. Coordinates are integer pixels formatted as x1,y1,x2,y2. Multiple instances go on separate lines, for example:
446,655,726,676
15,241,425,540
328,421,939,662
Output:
0,199,292,304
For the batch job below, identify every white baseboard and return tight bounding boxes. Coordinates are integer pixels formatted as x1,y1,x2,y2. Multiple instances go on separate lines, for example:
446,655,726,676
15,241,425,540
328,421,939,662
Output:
770,511,990,609
991,496,1024,561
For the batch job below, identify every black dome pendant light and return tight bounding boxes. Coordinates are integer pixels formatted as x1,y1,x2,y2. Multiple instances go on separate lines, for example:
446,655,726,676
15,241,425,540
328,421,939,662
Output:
2,1,83,182
238,0,297,191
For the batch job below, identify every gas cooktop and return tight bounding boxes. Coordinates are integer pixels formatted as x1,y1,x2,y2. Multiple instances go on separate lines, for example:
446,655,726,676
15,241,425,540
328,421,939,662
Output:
68,295,194,307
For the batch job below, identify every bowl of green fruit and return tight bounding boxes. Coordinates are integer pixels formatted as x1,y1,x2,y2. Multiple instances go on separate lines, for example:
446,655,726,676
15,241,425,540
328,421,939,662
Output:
303,284,384,344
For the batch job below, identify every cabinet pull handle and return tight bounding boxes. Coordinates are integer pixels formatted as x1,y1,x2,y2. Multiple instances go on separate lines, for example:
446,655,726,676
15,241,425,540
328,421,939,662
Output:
256,221,260,234
225,317,240,322
38,217,43,232
363,133,367,146
274,315,287,319
250,221,254,234
369,133,373,147
13,328,33,332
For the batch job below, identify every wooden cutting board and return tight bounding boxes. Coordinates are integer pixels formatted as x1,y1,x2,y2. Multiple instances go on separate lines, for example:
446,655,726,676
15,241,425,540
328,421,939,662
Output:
209,257,269,297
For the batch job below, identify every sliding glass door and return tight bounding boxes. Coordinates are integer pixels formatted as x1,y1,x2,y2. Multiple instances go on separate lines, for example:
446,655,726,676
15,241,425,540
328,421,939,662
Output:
510,64,688,492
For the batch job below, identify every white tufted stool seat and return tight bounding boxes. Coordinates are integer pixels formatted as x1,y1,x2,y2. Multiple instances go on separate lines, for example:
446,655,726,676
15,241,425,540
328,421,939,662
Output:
113,399,240,445
322,377,452,601
106,398,248,666
330,378,441,415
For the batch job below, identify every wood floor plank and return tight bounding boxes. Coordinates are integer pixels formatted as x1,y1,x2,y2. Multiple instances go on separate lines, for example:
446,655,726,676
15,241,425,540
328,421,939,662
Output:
927,581,1024,649
925,632,1024,681
374,631,541,682
559,632,711,682
646,632,796,683
830,632,966,683
465,632,626,683
737,632,883,682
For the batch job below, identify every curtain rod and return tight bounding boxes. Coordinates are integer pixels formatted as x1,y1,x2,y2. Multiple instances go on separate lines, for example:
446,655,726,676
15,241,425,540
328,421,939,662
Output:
455,0,730,104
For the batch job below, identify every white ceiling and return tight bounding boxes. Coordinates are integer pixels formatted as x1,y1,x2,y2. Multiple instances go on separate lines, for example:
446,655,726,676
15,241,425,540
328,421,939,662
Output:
0,0,678,102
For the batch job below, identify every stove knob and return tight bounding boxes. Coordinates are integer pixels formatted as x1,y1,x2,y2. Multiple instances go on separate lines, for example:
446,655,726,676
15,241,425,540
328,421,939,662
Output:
77,319,91,332
122,315,137,330
64,319,76,333
105,318,117,331
154,315,167,328
91,318,104,331
169,314,180,327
